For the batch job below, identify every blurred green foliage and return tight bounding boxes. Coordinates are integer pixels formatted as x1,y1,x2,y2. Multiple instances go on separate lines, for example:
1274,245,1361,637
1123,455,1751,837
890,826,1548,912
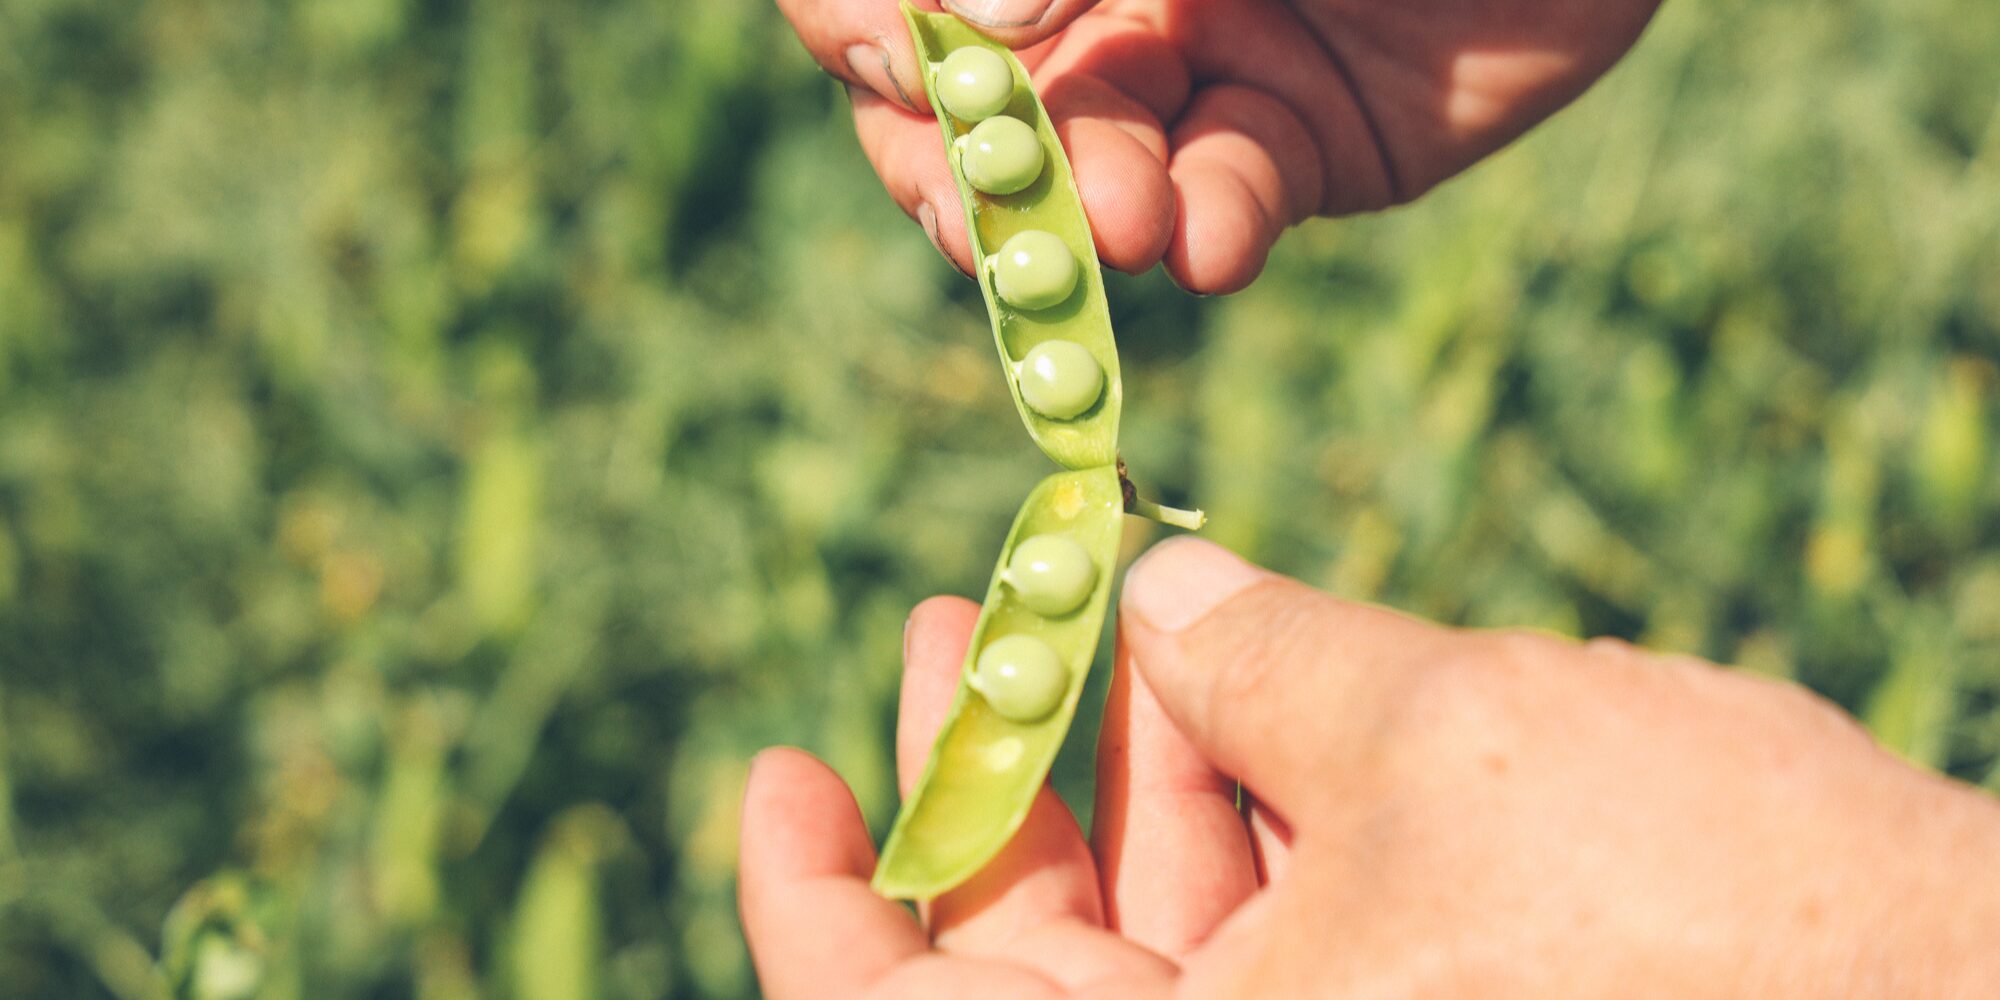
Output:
0,0,1996,996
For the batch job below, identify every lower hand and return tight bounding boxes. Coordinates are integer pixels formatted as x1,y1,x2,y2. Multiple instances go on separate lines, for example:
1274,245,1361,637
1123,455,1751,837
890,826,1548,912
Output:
740,538,2000,997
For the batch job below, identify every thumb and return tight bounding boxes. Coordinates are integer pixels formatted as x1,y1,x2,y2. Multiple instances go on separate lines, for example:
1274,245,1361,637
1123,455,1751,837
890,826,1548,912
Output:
1118,537,1453,820
943,0,1105,47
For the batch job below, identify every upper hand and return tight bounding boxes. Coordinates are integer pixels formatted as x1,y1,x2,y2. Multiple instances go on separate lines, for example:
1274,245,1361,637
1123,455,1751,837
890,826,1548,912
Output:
774,0,1663,292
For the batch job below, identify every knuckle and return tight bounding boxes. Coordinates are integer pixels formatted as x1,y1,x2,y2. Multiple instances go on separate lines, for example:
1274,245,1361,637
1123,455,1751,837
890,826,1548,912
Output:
1199,587,1323,725
1487,627,1576,666
1583,635,1647,660
1388,630,1547,740
1748,674,1870,740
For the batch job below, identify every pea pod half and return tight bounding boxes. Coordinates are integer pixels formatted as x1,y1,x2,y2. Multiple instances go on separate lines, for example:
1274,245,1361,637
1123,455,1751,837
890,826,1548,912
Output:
902,5,1122,471
871,466,1124,899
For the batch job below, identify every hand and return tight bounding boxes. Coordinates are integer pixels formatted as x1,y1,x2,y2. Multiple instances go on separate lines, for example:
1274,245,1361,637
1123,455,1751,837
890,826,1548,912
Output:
739,538,2000,997
774,0,1663,293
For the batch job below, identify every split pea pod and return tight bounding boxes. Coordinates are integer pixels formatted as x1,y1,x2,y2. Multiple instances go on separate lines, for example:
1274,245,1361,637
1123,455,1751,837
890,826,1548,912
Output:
902,5,1121,471
872,6,1200,901
870,466,1123,899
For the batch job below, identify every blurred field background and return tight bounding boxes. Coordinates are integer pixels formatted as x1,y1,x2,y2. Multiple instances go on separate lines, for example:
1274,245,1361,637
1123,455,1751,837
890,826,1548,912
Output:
1,0,1997,996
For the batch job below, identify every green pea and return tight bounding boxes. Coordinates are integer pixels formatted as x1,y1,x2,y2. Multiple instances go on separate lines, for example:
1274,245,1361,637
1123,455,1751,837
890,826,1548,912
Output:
958,116,1044,196
1016,340,1103,420
934,47,1013,122
991,230,1078,311
1002,534,1098,617
971,634,1068,722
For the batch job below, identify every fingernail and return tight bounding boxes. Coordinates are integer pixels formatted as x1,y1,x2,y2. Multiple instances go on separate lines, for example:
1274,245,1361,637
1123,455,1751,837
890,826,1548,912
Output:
1122,536,1265,633
944,0,1054,29
918,202,973,278
844,41,918,112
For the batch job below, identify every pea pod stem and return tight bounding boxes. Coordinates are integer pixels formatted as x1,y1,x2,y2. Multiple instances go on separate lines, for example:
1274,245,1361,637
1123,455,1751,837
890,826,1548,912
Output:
1128,496,1207,531
1116,457,1204,531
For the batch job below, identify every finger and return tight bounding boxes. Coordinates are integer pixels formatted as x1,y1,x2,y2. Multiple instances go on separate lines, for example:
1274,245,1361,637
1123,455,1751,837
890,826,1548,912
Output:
857,72,1171,278
852,90,977,274
1092,628,1260,959
1170,0,1397,213
739,748,928,1000
1172,85,1325,231
1283,1,1663,198
1170,888,1300,998
1040,74,1174,273
873,954,1065,1000
1032,13,1190,124
853,13,1183,278
896,598,1106,951
943,0,1106,48
1162,159,1269,296
1246,797,1293,885
1117,537,1457,822
1162,85,1324,294
1027,16,1184,273
896,596,984,779
775,0,934,112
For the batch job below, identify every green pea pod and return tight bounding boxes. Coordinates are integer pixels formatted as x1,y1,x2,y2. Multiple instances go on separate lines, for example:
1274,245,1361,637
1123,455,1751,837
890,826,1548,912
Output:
903,5,1123,471
871,465,1123,899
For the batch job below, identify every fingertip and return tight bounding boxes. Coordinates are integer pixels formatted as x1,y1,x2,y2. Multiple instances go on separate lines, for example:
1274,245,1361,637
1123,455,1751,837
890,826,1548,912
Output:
897,596,981,792
917,202,973,279
1067,119,1173,273
842,40,925,115
1174,85,1325,224
1121,545,1465,816
741,747,844,817
1162,84,1322,293
911,592,982,616
943,0,1102,48
919,188,978,277
906,595,981,663
1121,536,1268,635
738,748,929,998
740,747,874,881
1163,164,1273,295
1038,72,1172,275
850,91,977,274
1033,17,1190,124
776,0,926,113
743,745,810,813
746,745,797,792
1116,539,1296,797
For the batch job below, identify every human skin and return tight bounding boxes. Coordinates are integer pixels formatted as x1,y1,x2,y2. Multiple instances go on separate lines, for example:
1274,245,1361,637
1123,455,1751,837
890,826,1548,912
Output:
772,0,1664,292
739,537,2000,998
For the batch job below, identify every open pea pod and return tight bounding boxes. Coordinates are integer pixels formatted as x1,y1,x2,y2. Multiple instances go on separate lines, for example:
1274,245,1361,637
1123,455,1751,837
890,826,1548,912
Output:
903,4,1122,471
871,465,1123,899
